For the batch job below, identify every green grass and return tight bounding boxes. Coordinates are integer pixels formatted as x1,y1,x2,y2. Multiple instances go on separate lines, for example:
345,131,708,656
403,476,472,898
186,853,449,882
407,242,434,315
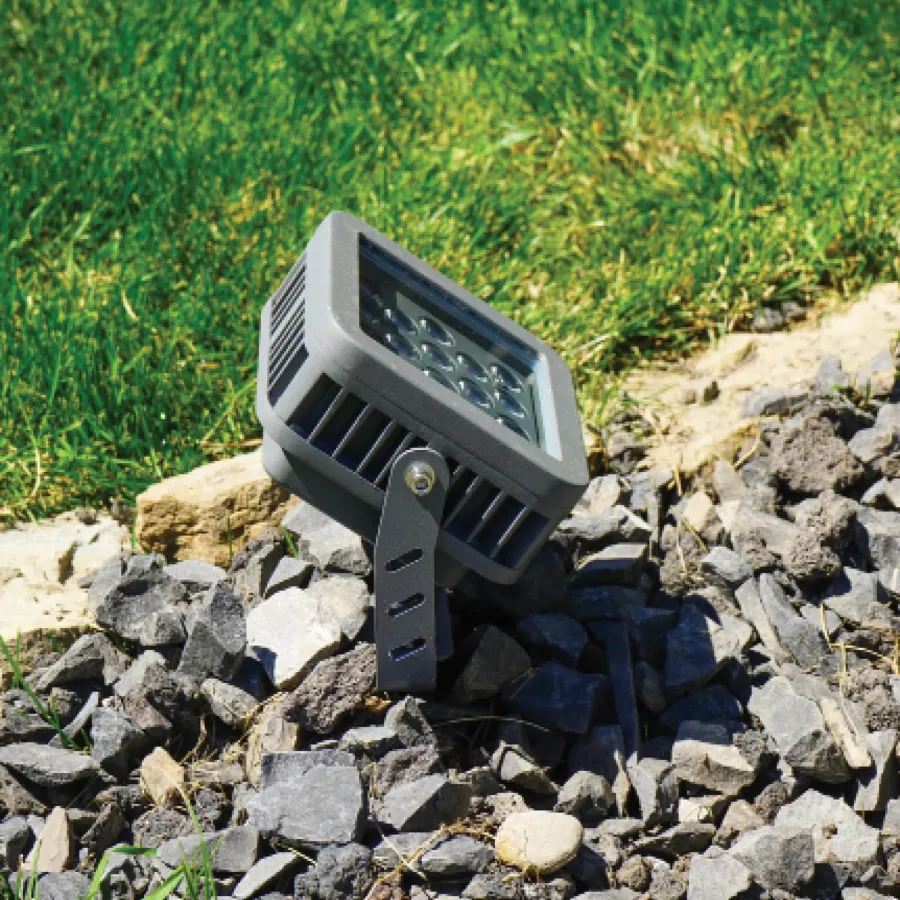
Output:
2,0,898,517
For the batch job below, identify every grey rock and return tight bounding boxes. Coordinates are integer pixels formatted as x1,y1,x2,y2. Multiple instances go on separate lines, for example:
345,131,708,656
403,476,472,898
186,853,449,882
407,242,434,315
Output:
564,585,648,621
0,743,100,786
856,507,900,570
663,604,741,695
713,460,748,504
556,506,652,553
769,414,864,495
686,848,753,900
375,746,445,796
49,690,99,746
714,800,764,848
862,477,900,510
555,772,615,822
857,347,897,396
338,726,400,757
463,873,524,900
178,581,246,681
757,573,832,668
85,555,127,611
568,726,630,813
164,559,226,593
384,696,437,749
575,474,629,516
572,891,638,900
377,774,472,832
741,386,789,417
263,556,314,597
882,566,900,596
775,789,880,874
849,424,899,464
648,865,686,900
699,548,752,590
230,542,284,599
853,729,898,812
516,614,588,668
233,852,300,899
790,489,857,551
157,826,259,874
302,575,371,642
283,642,376,735
822,567,891,626
34,633,126,691
452,626,532,703
671,721,760,796
259,750,355,789
419,834,493,877
816,354,852,392
659,685,742,732
95,568,188,646
626,757,678,827
569,543,648,588
492,744,557,795
293,842,373,900
246,765,365,849
281,504,370,576
637,821,715,859
90,708,146,779
81,804,126,857
35,872,92,900
882,797,900,835
507,661,607,734
730,825,814,892
132,807,192,849
0,816,30,869
747,677,849,782
201,678,258,728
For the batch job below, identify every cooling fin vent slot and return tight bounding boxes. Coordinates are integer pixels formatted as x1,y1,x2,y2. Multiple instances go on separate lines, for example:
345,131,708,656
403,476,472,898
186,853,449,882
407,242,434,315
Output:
268,255,308,404
288,375,548,567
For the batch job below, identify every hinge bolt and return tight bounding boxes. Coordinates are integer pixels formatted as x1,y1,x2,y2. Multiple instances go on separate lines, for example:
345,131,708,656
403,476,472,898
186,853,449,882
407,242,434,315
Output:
405,462,436,496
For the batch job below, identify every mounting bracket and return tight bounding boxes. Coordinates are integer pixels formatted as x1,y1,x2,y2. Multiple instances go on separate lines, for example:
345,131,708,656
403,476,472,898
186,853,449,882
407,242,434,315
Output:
374,446,450,692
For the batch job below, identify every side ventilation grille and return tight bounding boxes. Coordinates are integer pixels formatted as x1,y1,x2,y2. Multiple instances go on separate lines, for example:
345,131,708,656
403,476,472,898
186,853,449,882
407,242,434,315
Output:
288,375,548,567
268,255,308,404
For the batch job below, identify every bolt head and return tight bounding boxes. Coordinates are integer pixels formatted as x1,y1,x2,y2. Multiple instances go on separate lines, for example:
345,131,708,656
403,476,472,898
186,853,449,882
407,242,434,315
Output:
405,462,436,496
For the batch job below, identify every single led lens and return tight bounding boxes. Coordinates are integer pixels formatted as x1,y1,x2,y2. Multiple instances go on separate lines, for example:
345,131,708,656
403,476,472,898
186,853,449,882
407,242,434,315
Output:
456,352,489,381
491,363,523,392
497,415,530,439
384,307,417,335
421,342,454,371
496,389,527,419
383,331,418,361
422,367,454,390
419,316,454,346
459,377,493,409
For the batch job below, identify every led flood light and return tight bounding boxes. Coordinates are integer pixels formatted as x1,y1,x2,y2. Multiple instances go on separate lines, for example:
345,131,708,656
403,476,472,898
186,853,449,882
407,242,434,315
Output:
256,212,588,691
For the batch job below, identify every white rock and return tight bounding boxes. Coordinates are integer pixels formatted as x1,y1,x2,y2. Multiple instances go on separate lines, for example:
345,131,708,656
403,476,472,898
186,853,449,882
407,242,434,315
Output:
246,589,341,690
495,811,582,874
301,576,371,641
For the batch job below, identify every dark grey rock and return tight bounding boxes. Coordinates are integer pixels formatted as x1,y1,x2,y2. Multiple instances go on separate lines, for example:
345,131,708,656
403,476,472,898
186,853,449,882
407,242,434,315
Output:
95,568,188,646
821,567,891,626
281,504,370,576
463,873,524,900
375,746,445,796
757,573,832,668
264,556,315,597
259,750,355,790
569,543,648,588
849,424,899,464
647,865,685,900
508,662,608,734
384,696,437,749
452,626,532,703
626,757,678,826
565,585,648,621
556,506,652,554
636,821,715,859
790,489,857,551
86,555,127,611
283,643,376,735
671,721,761,796
246,765,365,849
178,581,246,681
377,774,472,832
730,824,815,892
490,546,569,620
747,677,849,783
568,726,629,812
686,848,753,900
516,614,588,667
699,547,752,590
34,633,125,691
659,685,743,732
612,605,677,662
157,826,259,874
81,803,126,857
233,852,300,900
663,604,741,695
741,386,789,417
380,833,493,878
555,772,615,822
293,842,373,900
0,743,100,786
36,872,92,900
338,726,401,758
132,807,192,849
634,661,666,714
231,542,285,600
201,678,258,728
164,559,226,593
90,708,146,779
0,816,30,869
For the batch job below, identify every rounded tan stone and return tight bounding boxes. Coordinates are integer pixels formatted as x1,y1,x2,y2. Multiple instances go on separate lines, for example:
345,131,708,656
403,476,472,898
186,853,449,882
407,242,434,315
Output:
495,810,583,874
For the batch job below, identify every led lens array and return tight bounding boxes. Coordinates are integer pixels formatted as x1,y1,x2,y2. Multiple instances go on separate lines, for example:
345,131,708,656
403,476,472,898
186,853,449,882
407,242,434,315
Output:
360,281,538,443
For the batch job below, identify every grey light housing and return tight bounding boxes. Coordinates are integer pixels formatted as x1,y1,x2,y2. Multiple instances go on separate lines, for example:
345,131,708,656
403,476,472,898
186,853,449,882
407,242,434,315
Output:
256,212,588,689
